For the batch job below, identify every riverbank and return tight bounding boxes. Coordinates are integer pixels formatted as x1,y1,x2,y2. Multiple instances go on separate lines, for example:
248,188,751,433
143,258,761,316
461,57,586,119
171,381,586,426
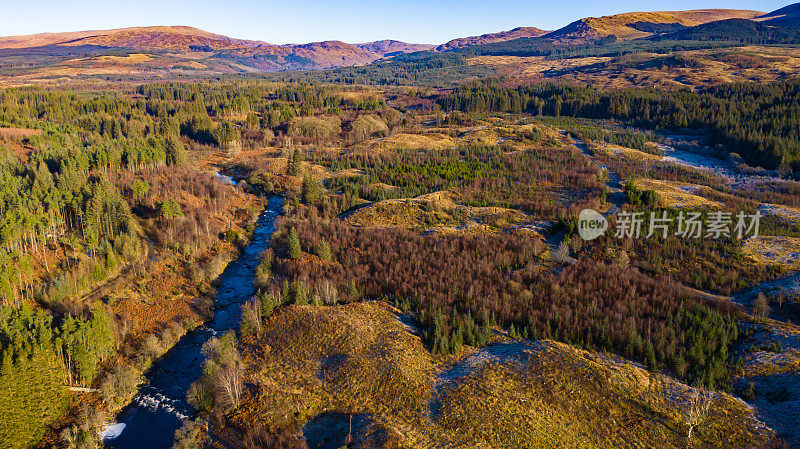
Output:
34,182,267,449
104,196,283,449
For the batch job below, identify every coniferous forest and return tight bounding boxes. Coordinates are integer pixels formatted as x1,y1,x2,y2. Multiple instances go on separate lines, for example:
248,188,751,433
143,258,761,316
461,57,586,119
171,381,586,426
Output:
439,79,800,171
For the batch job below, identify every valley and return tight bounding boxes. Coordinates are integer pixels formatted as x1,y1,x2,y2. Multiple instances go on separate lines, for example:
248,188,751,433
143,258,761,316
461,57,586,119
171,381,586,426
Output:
1,2,800,448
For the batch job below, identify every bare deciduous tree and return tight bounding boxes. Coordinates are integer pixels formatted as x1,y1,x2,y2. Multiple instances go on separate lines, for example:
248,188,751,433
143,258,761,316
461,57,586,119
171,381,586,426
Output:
317,279,338,305
240,299,263,335
754,292,770,319
551,240,572,263
216,364,243,410
684,388,713,445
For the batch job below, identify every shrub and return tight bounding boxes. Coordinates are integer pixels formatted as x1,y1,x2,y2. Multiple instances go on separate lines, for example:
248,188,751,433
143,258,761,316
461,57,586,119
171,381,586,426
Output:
349,115,389,141
159,198,183,218
288,116,341,141
100,364,141,409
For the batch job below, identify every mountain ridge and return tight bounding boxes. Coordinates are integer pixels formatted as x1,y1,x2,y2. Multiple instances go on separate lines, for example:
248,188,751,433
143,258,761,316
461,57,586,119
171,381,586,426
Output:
436,27,549,51
0,4,797,78
0,25,434,73
544,9,764,43
0,26,270,50
754,2,800,27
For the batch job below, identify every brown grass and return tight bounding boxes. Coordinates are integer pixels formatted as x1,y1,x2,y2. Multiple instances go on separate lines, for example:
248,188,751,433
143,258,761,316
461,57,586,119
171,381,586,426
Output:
344,191,528,233
742,236,800,270
635,178,724,209
594,142,662,162
230,301,773,448
353,132,459,153
436,340,771,448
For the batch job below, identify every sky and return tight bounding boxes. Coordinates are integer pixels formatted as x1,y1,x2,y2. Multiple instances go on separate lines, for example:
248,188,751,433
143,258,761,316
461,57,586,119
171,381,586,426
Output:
0,0,791,45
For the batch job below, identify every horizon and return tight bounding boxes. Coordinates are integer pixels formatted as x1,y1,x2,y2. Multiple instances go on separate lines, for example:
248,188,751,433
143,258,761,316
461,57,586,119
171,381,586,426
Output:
3,0,792,45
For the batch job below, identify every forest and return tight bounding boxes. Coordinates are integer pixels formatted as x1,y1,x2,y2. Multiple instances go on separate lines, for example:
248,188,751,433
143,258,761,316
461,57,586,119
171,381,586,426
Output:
0,72,797,448
659,18,800,45
0,83,276,448
438,79,800,171
262,52,501,88
320,142,603,217
265,200,740,390
0,305,114,448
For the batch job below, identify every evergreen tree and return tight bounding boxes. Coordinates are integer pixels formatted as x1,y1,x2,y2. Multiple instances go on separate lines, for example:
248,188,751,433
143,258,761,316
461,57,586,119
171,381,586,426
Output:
159,198,183,219
287,228,302,260
165,135,188,166
301,173,321,204
288,150,303,177
315,239,332,262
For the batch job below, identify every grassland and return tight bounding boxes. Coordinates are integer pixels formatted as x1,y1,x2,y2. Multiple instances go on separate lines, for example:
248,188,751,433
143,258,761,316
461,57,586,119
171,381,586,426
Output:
228,301,773,448
634,178,725,208
343,191,530,234
743,236,800,270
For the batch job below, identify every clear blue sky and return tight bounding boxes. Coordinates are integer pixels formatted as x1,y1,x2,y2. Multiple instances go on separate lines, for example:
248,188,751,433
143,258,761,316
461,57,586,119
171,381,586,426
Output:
1,0,790,44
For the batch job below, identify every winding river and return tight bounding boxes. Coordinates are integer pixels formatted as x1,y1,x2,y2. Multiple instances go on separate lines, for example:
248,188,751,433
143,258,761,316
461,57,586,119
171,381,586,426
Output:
106,196,283,449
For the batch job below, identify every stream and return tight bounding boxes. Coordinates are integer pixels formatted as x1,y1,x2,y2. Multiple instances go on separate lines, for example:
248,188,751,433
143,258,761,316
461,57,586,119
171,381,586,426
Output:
105,195,283,449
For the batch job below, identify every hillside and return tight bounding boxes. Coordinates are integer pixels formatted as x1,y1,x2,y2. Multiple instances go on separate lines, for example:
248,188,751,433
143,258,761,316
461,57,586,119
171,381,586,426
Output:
225,40,380,70
755,2,800,27
215,301,774,448
2,7,798,84
4,65,800,448
436,27,549,51
0,26,431,75
0,26,268,50
660,18,800,44
545,9,764,42
355,40,435,57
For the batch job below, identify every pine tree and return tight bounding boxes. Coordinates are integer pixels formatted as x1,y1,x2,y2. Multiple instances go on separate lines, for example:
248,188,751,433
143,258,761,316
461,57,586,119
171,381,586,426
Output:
165,135,188,166
315,239,332,262
288,150,303,177
287,228,302,260
292,281,308,305
645,339,657,371
159,198,183,219
301,173,320,204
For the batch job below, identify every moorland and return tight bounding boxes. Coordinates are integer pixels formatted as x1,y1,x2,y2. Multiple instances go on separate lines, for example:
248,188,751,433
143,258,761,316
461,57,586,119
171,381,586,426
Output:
2,3,800,449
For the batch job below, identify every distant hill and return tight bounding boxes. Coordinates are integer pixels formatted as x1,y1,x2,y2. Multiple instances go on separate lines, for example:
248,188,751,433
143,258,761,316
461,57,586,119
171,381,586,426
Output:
436,27,549,51
659,18,800,44
754,2,800,28
355,40,434,57
0,26,269,51
544,9,764,43
0,5,796,81
0,26,431,73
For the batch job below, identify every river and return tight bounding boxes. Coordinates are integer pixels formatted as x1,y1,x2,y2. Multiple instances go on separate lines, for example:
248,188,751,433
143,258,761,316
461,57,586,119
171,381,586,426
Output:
105,195,283,449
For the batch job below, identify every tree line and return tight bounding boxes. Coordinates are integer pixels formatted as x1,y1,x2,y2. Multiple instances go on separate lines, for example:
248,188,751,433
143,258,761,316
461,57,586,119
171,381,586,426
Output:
438,79,800,172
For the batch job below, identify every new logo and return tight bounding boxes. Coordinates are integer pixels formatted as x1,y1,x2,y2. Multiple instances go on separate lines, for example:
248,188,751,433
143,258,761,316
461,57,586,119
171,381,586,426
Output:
578,209,608,241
